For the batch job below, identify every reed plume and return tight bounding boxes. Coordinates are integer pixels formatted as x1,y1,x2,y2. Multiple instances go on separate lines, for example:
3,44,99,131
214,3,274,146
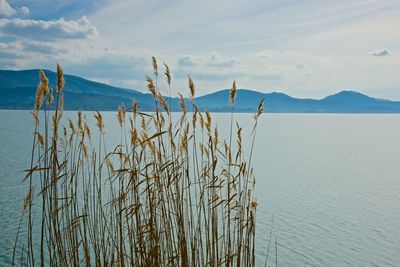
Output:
230,80,237,105
164,63,172,86
152,56,158,78
14,61,264,267
56,64,64,95
188,75,195,103
146,76,157,97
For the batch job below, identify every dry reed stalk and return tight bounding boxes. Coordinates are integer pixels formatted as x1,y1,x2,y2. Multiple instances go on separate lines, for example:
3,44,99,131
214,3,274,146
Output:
14,60,263,267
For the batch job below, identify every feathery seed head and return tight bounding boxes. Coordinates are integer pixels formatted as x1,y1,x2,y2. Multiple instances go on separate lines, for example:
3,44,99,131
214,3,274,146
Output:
255,97,265,119
37,132,45,147
178,93,187,114
132,100,139,117
39,70,49,95
229,80,237,105
188,76,195,103
46,87,54,108
199,113,205,129
205,110,211,132
56,64,64,95
68,119,76,134
164,63,172,86
117,105,126,126
192,108,198,128
82,142,88,159
78,111,83,133
94,111,104,132
31,110,39,125
152,56,158,78
130,127,138,146
34,70,49,110
146,76,157,97
158,94,169,113
214,126,218,150
85,124,91,140
140,115,146,131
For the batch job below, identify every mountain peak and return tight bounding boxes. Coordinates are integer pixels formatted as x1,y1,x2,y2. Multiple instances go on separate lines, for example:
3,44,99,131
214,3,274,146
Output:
336,90,366,96
322,90,371,101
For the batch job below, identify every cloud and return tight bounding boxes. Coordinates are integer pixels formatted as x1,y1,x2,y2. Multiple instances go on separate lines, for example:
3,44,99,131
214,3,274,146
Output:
0,0,29,17
369,48,392,57
178,53,238,68
22,41,66,54
178,55,200,67
0,0,15,16
0,16,98,41
207,52,238,67
19,6,30,15
207,59,237,67
0,41,24,59
0,41,21,49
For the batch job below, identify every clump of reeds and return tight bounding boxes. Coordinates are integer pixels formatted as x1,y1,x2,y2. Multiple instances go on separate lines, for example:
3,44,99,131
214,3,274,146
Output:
13,59,264,267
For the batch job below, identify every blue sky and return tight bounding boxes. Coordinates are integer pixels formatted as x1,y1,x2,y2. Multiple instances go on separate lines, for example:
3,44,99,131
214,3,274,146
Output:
1,0,400,99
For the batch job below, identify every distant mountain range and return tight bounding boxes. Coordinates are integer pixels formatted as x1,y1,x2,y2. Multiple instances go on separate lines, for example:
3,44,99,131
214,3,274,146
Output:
1,69,400,113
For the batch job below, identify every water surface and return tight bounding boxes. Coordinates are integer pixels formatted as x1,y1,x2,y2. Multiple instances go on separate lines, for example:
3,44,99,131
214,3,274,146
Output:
1,110,399,266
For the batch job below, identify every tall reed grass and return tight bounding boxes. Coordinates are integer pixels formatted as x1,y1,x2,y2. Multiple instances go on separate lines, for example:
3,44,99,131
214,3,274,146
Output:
13,59,264,267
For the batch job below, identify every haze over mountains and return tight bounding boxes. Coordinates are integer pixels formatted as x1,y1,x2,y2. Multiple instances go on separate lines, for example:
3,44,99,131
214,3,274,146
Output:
1,69,400,113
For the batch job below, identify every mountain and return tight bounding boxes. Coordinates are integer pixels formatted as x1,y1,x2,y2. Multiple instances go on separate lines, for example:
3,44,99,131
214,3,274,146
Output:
195,90,318,112
194,89,400,113
1,69,400,113
0,69,155,110
316,90,400,113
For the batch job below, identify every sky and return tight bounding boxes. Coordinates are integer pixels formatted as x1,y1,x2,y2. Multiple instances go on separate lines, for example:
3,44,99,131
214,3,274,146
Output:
1,0,400,99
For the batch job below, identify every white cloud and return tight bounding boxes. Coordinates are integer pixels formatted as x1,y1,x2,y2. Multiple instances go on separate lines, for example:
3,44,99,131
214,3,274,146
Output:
178,53,238,68
0,0,30,16
0,16,98,41
207,52,238,67
18,6,30,16
0,0,15,16
0,41,22,50
369,48,392,57
178,55,200,67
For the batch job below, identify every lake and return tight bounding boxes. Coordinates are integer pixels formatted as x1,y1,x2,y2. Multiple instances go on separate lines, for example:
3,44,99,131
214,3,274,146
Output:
1,110,399,266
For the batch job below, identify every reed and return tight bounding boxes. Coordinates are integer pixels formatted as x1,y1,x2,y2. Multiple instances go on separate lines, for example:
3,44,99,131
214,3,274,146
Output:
13,59,264,267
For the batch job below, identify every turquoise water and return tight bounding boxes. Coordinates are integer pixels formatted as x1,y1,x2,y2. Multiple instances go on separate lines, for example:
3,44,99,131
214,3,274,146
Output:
1,110,399,266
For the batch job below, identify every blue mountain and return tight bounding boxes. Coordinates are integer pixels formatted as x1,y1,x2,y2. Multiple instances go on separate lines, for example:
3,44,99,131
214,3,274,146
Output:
1,69,400,113
0,69,154,110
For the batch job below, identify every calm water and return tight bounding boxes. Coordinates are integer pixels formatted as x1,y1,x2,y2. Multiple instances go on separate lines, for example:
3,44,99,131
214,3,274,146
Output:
1,110,400,266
